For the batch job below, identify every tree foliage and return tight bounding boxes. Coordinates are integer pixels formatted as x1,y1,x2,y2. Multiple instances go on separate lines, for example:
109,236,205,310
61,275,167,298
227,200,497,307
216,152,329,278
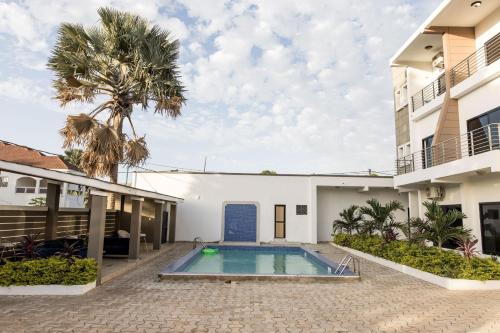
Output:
332,205,362,235
47,7,185,182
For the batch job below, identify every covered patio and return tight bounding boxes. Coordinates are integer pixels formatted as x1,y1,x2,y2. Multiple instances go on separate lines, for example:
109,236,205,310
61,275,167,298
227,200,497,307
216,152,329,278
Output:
0,159,183,284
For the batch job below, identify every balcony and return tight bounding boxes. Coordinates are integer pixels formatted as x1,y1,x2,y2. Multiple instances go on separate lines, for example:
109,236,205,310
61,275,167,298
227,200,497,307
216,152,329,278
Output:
451,33,500,88
411,74,446,112
396,123,500,176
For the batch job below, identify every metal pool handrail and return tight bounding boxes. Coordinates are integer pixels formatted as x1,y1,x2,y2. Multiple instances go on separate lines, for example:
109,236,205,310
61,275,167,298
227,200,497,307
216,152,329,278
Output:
192,236,207,249
335,255,360,275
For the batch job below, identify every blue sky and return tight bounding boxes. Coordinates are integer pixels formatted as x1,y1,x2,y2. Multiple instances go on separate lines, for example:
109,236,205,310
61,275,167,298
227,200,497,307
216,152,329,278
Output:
0,0,439,174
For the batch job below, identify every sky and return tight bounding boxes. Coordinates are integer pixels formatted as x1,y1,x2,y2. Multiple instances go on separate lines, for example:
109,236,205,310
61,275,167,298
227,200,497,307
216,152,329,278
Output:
0,0,440,174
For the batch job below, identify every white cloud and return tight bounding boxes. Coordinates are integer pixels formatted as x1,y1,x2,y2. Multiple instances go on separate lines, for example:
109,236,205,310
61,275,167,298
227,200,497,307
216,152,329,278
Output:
0,0,441,173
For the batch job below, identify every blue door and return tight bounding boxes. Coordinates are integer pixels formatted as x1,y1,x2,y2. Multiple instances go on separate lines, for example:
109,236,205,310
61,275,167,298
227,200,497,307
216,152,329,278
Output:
224,204,257,242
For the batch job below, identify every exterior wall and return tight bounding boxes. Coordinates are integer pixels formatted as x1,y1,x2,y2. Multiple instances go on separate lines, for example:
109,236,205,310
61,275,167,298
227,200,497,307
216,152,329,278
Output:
0,171,84,208
475,7,500,48
410,174,500,254
133,173,407,244
411,107,440,153
458,78,500,134
395,106,410,147
317,187,408,242
433,28,475,145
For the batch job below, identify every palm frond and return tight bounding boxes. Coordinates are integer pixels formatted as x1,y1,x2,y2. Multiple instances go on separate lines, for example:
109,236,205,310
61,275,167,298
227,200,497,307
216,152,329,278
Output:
48,7,186,180
124,137,149,167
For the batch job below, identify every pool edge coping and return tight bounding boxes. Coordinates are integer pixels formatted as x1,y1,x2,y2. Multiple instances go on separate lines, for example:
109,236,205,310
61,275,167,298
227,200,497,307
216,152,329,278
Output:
159,244,360,281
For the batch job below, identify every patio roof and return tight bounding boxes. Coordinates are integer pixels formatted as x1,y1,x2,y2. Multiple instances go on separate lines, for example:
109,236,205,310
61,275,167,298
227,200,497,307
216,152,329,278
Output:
0,159,183,203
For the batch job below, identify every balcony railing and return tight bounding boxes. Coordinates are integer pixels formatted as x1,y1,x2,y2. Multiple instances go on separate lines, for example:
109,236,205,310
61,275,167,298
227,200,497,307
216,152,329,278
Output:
396,123,500,175
451,33,500,87
411,73,446,111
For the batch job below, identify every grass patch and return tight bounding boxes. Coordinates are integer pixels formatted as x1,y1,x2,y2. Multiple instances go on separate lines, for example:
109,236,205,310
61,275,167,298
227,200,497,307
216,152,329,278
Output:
0,257,97,286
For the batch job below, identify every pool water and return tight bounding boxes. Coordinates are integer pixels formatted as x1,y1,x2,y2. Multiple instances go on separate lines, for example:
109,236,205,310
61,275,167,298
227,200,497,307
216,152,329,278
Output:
175,246,345,276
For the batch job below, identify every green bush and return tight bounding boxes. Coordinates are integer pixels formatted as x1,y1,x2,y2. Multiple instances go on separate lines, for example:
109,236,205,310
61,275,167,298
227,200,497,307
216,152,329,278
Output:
333,233,500,281
0,257,97,286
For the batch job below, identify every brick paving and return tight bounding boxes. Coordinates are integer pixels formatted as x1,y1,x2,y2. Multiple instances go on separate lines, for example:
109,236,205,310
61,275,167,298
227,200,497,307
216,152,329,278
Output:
0,242,499,333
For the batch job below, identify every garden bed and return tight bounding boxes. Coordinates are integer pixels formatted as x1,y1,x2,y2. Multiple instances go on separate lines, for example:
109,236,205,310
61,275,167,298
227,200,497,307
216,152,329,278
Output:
0,281,96,295
0,257,97,295
332,234,500,290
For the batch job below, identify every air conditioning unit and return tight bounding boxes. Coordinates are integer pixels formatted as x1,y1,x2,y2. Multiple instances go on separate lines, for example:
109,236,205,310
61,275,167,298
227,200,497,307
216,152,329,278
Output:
425,186,445,200
432,52,444,70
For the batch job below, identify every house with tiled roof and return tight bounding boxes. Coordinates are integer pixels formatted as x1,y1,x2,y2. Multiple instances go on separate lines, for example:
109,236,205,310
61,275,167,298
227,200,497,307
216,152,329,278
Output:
0,140,85,207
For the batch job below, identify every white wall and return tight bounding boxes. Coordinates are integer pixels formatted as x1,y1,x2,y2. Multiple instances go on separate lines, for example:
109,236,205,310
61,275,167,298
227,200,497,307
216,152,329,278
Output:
458,78,500,134
411,107,440,152
410,173,500,254
133,172,407,244
317,187,408,242
475,7,500,48
0,171,85,208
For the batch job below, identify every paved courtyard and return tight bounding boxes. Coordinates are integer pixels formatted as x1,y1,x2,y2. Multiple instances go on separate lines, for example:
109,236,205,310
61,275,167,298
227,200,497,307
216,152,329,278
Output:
0,243,499,333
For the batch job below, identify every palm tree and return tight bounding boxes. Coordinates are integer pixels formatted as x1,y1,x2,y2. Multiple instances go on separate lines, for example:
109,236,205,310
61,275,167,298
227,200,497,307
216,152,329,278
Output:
417,201,470,249
47,7,185,187
63,149,83,169
359,198,404,241
332,205,362,235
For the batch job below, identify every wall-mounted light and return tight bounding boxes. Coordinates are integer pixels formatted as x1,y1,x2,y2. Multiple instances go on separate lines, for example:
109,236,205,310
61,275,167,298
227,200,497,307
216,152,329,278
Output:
471,1,482,8
424,45,433,50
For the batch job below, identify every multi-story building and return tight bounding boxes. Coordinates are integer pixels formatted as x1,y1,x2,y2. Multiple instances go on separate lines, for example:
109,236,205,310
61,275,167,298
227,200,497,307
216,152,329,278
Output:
0,141,85,207
390,0,500,255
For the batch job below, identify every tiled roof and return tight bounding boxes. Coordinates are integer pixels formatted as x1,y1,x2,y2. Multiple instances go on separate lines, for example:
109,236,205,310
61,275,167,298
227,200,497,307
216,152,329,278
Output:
0,141,80,171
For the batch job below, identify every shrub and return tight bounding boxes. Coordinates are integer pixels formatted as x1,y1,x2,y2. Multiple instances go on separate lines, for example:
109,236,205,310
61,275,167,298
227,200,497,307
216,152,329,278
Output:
0,257,97,286
333,233,500,281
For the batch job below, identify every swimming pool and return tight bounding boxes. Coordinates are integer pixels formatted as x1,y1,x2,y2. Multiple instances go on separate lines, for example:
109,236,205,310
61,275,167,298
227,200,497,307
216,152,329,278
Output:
160,245,359,282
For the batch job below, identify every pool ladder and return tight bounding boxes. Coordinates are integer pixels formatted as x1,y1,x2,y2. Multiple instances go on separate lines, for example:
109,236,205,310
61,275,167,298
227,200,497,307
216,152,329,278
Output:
334,255,360,275
193,237,207,249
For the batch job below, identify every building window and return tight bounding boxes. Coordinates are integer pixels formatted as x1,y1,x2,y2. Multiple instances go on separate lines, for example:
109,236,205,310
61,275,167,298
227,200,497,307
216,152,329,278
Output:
422,135,434,169
15,177,36,194
296,205,307,215
467,106,500,156
38,179,48,194
0,176,7,188
440,205,463,249
485,32,500,66
480,202,500,256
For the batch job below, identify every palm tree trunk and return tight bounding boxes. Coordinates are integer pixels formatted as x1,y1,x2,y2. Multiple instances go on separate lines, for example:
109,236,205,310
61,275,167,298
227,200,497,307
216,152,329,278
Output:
109,112,124,209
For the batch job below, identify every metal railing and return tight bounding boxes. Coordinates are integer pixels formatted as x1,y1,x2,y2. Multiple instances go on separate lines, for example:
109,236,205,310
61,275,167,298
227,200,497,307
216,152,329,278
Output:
451,33,500,87
411,73,446,111
396,123,500,175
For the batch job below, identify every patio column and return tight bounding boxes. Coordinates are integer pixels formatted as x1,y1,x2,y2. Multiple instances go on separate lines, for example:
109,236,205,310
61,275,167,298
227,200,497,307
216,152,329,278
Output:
168,203,177,243
87,190,108,285
45,181,61,241
128,196,143,259
153,200,165,251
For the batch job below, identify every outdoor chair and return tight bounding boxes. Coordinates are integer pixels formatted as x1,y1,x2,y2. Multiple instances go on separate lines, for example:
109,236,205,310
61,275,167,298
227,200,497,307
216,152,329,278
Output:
0,237,19,260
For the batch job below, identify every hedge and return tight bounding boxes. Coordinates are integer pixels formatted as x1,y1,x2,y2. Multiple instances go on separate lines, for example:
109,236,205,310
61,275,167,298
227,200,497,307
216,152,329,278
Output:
333,233,500,281
0,257,97,286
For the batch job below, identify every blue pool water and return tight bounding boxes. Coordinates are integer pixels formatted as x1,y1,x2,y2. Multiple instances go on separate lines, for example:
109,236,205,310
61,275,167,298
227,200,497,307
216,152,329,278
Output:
165,246,351,276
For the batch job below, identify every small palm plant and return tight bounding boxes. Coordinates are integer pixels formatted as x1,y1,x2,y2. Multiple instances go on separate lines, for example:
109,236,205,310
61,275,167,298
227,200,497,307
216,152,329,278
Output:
332,205,362,235
418,201,470,249
400,217,427,244
359,199,404,241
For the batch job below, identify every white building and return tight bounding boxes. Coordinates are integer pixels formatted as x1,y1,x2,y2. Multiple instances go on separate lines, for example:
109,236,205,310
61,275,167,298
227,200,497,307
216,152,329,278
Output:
0,141,85,208
390,0,500,255
133,172,408,244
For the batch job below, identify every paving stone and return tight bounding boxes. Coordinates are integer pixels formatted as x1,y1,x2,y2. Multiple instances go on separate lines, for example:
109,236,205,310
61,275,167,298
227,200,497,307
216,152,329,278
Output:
0,243,499,332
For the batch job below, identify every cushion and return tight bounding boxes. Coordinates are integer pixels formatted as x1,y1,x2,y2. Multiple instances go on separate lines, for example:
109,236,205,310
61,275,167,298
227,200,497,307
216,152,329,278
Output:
117,230,130,238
